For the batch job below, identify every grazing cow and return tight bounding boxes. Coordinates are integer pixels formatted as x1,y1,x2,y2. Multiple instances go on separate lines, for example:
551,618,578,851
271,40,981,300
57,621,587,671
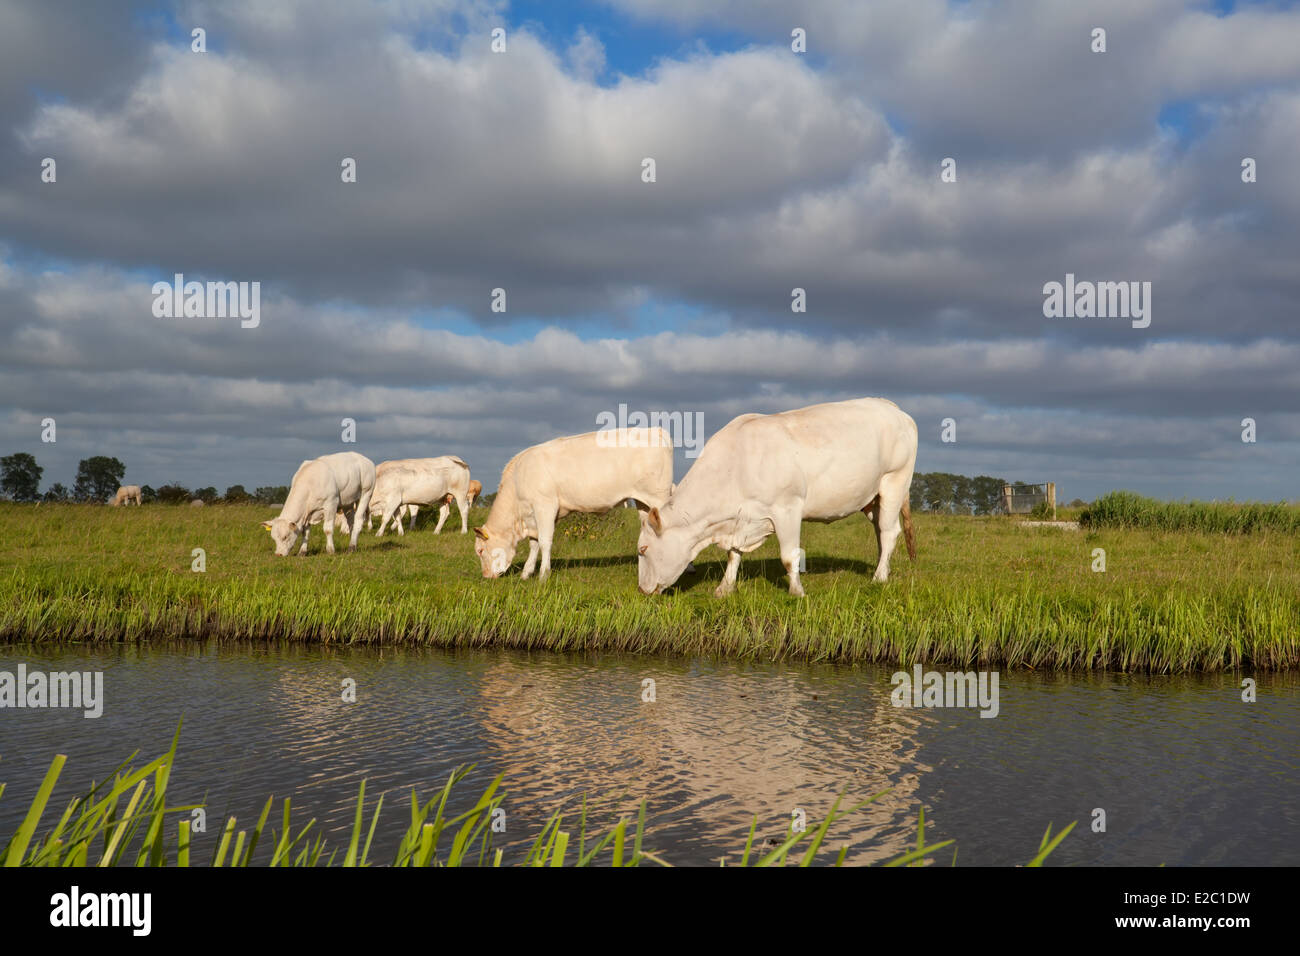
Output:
190,499,205,507
287,459,362,535
110,485,142,506
260,451,376,555
382,474,481,533
370,456,472,536
637,397,917,597
382,476,484,533
474,428,673,582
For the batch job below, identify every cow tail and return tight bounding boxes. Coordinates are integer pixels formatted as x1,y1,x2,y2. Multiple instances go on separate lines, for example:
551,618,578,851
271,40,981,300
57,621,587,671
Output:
902,499,917,561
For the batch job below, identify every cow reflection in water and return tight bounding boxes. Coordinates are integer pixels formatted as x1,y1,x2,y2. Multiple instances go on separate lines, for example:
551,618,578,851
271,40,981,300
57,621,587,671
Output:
475,660,929,864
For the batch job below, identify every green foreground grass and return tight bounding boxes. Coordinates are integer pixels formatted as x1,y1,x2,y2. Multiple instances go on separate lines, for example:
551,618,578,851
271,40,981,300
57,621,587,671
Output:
1,502,1297,671
1,729,1073,867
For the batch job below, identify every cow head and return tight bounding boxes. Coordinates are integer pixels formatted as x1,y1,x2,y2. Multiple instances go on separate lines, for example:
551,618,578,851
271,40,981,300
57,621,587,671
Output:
261,517,303,556
473,526,515,578
637,506,695,595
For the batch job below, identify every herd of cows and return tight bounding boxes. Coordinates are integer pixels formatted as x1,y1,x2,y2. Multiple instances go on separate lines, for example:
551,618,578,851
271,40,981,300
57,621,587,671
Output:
112,397,922,596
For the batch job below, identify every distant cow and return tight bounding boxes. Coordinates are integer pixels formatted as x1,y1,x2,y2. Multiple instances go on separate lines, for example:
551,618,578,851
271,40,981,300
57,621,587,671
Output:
474,429,673,582
380,475,483,534
370,456,472,536
190,499,205,507
637,398,917,597
261,451,376,556
110,485,142,506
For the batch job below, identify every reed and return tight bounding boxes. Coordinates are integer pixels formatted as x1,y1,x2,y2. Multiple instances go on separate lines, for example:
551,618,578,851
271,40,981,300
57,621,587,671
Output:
1082,491,1300,534
0,737,1073,867
1,501,1296,671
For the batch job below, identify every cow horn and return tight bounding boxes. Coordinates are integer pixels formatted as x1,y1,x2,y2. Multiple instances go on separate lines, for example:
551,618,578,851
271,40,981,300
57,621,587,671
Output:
474,526,488,540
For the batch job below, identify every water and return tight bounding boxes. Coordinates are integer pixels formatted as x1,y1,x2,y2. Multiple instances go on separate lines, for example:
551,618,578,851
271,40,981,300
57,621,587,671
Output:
1,644,1295,866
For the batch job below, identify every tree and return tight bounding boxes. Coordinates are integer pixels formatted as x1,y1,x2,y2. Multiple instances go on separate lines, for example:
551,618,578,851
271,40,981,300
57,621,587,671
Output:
73,456,125,503
193,486,219,503
224,484,252,503
951,474,974,515
970,476,1007,515
42,482,70,503
140,485,157,503
156,483,190,505
923,473,955,513
1,453,43,501
254,486,289,505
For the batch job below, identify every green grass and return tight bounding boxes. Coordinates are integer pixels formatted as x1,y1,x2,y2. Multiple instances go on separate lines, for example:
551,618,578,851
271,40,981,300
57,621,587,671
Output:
1,501,1297,671
0,733,1073,867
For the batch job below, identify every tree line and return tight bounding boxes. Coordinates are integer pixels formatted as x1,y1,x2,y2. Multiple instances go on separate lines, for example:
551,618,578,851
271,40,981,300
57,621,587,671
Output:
0,452,289,505
910,472,1009,514
3,453,1067,515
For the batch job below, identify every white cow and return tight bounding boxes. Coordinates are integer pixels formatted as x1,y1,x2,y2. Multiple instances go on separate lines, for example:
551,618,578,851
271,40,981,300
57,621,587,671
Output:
286,458,363,535
261,451,376,555
474,428,674,582
637,398,917,597
110,485,142,506
369,457,471,536
376,476,483,533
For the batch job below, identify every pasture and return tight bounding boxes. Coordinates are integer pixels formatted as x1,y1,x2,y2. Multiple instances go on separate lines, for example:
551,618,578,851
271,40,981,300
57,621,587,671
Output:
1,502,1296,671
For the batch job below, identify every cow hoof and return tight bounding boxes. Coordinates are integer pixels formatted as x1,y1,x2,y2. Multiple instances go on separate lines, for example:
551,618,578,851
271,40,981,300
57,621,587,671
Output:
789,585,807,598
713,584,735,598
347,545,356,553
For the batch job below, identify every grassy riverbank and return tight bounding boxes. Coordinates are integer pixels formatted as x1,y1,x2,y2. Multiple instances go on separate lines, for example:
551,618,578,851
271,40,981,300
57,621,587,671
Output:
1,502,1296,671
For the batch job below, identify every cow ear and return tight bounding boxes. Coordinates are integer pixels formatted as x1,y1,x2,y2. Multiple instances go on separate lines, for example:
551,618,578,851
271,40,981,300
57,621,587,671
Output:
648,507,662,535
260,520,273,531
474,526,488,540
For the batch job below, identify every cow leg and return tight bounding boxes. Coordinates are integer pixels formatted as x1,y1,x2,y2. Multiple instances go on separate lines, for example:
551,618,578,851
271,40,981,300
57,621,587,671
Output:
455,493,470,533
393,504,406,536
376,504,397,537
772,509,806,597
862,495,883,563
407,505,419,531
298,524,310,556
872,489,906,582
432,503,450,534
535,509,557,582
521,538,540,578
323,508,338,555
348,493,369,552
714,550,742,597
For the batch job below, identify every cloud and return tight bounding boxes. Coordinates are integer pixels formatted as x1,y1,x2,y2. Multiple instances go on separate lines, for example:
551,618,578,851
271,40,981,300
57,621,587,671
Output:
1,0,1296,502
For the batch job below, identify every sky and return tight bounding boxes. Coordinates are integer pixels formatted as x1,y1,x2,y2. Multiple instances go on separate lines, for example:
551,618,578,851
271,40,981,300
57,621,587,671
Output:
1,0,1298,502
